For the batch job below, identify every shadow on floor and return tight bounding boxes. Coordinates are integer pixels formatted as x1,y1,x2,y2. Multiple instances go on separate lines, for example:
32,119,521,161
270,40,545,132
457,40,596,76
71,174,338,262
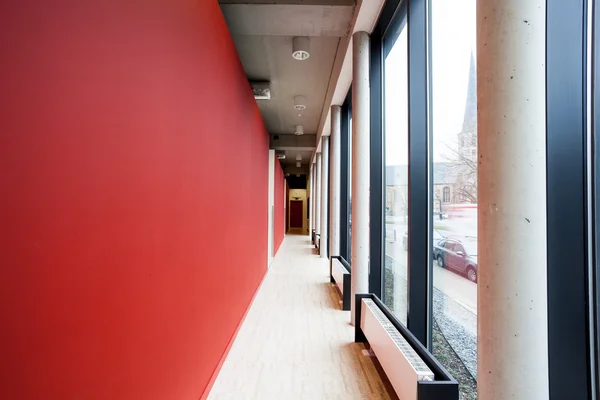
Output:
338,342,400,400
320,281,343,310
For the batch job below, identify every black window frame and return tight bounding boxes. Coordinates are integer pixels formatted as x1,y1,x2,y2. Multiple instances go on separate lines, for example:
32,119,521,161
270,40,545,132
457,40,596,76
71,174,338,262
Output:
594,0,600,395
548,0,596,398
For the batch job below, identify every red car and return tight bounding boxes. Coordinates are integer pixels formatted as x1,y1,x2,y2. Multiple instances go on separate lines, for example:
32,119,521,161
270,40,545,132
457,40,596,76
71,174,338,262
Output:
433,238,478,283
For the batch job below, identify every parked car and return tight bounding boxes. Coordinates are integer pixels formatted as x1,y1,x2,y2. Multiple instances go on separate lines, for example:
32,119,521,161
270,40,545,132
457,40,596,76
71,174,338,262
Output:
433,238,478,283
402,229,445,251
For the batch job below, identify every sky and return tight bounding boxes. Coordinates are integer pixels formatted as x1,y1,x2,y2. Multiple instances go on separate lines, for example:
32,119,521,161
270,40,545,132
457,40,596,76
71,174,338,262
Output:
384,0,477,166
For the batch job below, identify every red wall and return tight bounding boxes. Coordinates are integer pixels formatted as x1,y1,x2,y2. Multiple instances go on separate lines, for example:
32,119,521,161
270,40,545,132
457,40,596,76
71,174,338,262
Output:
274,160,285,253
0,1,269,399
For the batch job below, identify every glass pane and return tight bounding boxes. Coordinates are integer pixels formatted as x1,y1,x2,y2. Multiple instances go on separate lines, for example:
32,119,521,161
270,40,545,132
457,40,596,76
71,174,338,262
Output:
382,17,409,326
348,114,353,261
430,0,478,398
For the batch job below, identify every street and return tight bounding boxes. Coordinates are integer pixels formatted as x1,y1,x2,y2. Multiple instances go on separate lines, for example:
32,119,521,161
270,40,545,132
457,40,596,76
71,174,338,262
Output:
385,239,477,314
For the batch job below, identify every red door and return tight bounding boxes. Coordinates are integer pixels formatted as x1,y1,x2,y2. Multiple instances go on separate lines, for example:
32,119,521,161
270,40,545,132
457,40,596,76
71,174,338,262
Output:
289,200,303,228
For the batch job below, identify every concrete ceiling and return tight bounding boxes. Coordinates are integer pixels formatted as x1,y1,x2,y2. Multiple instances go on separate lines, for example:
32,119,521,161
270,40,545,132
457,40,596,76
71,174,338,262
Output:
231,35,340,135
219,0,355,172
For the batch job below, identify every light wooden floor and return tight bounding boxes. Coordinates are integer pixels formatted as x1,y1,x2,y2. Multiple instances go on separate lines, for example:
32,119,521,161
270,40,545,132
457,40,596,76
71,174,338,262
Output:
207,234,396,400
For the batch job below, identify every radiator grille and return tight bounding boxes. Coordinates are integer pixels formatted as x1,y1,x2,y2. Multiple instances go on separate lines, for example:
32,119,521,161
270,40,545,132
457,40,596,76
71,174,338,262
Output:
363,299,434,378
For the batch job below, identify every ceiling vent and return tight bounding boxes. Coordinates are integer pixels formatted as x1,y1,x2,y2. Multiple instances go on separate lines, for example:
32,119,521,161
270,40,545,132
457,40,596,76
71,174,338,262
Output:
250,81,271,100
292,37,310,60
294,95,307,110
295,125,304,136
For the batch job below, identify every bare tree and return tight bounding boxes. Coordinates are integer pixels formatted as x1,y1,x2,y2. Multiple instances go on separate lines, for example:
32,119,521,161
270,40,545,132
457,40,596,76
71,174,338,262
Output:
441,130,477,203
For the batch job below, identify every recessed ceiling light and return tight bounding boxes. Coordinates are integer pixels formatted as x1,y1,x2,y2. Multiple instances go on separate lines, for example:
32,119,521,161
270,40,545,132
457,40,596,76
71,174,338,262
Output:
295,125,304,136
292,37,310,60
294,95,307,110
296,154,302,161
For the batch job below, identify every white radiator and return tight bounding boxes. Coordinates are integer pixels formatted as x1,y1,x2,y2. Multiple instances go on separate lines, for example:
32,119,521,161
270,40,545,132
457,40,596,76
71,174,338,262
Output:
360,299,434,400
331,258,347,295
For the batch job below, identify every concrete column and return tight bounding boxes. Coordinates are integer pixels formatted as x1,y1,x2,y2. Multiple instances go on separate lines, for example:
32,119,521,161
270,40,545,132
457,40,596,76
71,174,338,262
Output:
315,153,322,238
320,136,330,259
311,166,316,240
329,106,342,257
267,150,275,265
350,31,370,325
283,178,287,234
478,1,548,398
308,165,313,236
314,168,318,235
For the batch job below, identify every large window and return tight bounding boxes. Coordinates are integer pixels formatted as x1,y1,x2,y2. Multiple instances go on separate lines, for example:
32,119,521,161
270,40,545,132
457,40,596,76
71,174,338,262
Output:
430,0,478,398
364,0,596,397
348,111,352,261
340,94,352,263
382,9,409,326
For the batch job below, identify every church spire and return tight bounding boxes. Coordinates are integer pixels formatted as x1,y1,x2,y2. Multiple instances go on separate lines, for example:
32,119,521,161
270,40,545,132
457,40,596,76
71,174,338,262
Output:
461,51,477,134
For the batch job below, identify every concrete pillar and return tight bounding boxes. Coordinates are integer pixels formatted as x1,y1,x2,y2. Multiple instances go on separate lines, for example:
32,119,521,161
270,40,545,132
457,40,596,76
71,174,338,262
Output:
477,1,548,398
267,150,275,265
329,106,342,257
320,136,330,259
315,153,322,238
283,178,287,234
311,166,316,240
314,168,318,235
350,31,370,325
308,165,313,237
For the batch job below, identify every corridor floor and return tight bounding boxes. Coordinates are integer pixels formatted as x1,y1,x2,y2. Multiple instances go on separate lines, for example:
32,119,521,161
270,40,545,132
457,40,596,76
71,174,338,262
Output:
207,234,396,400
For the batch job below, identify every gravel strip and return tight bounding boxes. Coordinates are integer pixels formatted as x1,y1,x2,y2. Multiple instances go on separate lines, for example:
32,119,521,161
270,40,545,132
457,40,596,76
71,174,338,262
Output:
433,288,477,379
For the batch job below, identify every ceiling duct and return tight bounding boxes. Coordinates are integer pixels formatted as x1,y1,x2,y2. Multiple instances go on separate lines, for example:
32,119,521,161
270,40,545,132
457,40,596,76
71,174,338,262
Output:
250,81,271,100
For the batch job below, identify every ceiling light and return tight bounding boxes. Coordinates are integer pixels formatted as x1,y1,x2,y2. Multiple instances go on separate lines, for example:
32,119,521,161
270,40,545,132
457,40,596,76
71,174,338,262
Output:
296,161,301,168
296,154,302,161
294,95,307,110
294,125,304,136
292,37,310,60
